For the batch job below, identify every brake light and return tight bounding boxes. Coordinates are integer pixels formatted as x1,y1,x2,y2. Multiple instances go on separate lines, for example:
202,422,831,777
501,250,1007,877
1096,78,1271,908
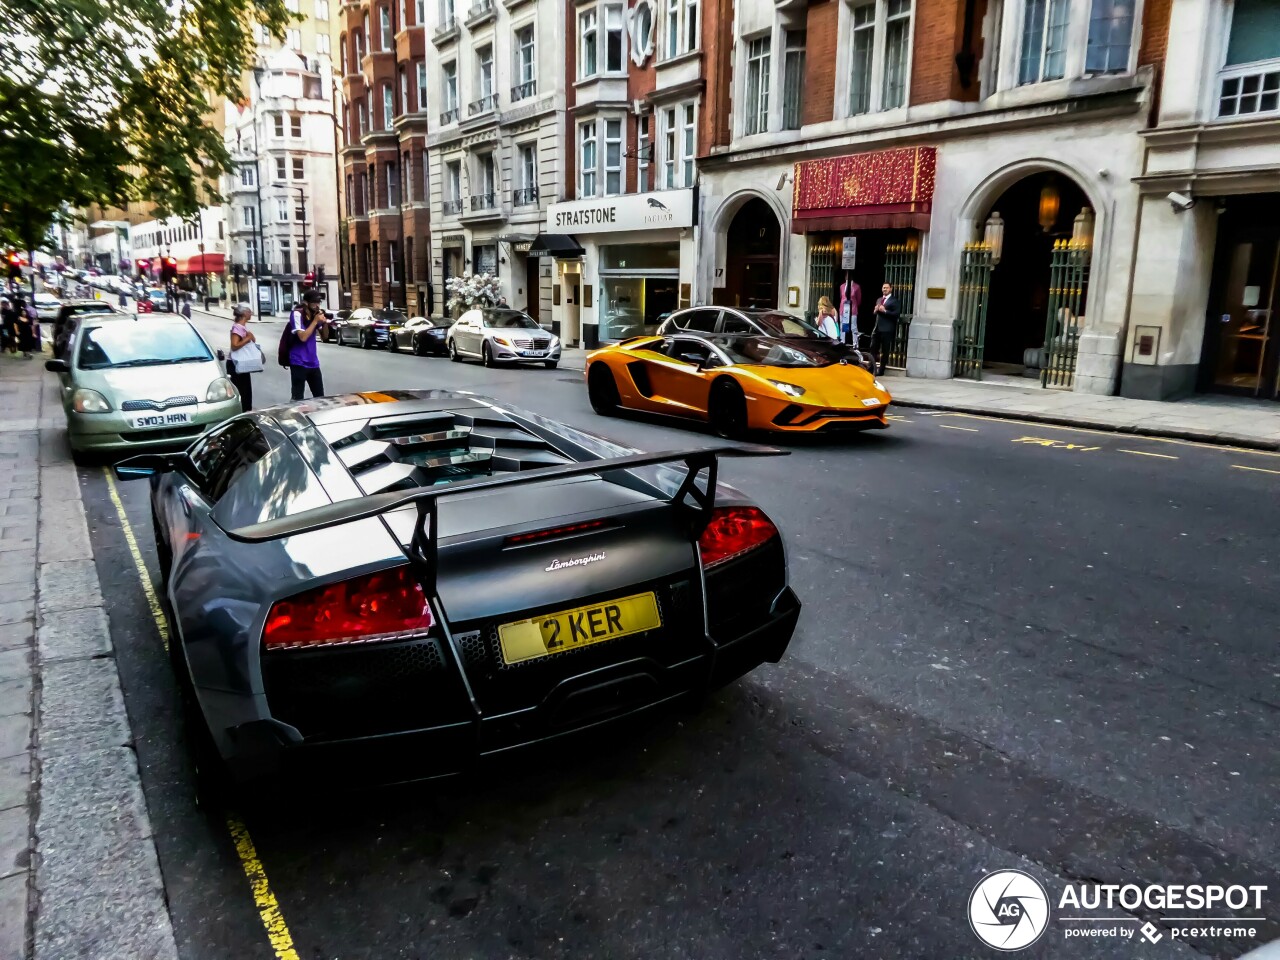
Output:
698,506,778,569
505,518,608,546
263,566,433,650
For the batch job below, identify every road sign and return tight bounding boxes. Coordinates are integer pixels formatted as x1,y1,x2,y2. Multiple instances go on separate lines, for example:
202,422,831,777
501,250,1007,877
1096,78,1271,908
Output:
841,236,857,270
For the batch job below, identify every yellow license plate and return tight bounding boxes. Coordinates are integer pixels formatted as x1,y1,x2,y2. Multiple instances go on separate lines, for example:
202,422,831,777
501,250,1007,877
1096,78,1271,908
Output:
497,592,662,665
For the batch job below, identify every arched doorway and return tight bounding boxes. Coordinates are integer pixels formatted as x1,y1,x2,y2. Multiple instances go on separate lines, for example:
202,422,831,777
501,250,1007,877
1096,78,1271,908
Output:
720,197,781,309
965,172,1093,382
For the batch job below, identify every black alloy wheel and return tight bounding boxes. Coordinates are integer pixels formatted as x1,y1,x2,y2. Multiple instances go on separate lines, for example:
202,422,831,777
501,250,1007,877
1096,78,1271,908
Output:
587,365,620,416
709,379,749,440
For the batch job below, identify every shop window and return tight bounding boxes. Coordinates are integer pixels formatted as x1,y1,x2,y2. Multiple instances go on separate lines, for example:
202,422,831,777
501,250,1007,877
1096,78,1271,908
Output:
1019,0,1069,84
474,243,498,276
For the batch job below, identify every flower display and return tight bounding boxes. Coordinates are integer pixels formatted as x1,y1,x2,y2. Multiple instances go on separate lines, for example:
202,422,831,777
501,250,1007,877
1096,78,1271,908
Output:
445,272,502,312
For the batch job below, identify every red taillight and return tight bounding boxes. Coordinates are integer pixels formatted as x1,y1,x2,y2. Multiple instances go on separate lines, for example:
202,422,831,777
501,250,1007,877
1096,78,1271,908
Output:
504,518,608,546
698,506,778,569
263,566,433,650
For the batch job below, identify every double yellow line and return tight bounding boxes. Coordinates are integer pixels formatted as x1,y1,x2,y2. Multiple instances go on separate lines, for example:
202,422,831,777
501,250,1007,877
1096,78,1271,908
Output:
102,468,302,959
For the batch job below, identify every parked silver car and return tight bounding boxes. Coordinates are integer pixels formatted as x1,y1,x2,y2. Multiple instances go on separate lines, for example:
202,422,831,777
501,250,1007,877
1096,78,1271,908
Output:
46,314,241,459
447,308,562,369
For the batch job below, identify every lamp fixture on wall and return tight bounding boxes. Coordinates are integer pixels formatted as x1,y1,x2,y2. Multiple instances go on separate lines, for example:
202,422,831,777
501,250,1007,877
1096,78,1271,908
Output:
775,172,793,191
1038,178,1060,232
983,211,1005,264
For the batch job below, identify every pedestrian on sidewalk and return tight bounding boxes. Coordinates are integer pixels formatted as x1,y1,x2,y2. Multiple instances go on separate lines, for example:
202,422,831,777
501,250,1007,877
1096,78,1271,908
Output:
838,278,861,346
287,290,328,401
870,282,901,377
0,297,14,354
227,304,261,411
815,296,840,341
13,294,35,359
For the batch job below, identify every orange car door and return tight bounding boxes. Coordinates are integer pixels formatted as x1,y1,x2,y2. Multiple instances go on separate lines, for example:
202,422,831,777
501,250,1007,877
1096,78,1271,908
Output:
646,337,715,415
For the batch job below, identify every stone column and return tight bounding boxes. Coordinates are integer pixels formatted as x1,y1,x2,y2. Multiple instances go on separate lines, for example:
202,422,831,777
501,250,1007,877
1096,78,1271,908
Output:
1120,194,1218,400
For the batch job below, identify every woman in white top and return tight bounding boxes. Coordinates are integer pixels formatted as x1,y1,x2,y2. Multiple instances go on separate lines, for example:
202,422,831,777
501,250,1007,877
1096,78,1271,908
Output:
815,296,840,341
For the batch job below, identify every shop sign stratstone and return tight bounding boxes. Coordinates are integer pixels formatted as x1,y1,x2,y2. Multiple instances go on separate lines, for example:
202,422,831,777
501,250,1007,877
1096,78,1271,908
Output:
548,190,694,235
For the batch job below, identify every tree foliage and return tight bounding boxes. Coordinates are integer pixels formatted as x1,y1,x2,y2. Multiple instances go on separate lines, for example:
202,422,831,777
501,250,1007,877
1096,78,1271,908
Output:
0,0,291,250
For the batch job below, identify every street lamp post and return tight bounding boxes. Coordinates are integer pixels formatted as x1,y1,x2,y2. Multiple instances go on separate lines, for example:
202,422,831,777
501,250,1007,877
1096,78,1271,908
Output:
275,183,309,297
252,64,268,322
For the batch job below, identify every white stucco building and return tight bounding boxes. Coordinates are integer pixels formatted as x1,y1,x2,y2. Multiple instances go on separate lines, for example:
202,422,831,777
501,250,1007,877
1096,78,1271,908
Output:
222,49,342,315
424,0,568,327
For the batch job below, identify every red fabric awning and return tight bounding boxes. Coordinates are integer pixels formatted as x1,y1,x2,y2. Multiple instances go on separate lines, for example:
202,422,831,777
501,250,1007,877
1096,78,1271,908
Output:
791,146,936,234
180,253,225,274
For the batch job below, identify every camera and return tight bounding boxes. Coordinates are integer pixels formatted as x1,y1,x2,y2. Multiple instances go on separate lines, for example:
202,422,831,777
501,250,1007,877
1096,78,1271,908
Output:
1167,191,1195,212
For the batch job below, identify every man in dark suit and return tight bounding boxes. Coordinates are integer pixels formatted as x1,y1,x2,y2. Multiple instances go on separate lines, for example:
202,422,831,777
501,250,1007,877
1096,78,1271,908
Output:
870,282,901,376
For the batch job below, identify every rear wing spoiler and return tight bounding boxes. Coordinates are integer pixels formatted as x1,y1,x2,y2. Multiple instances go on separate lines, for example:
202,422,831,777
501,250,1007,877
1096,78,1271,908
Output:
225,444,787,574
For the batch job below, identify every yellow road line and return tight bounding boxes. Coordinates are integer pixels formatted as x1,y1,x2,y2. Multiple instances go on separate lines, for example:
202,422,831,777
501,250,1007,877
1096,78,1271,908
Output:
226,817,303,960
1118,449,1178,460
101,467,302,959
103,468,169,651
1232,464,1280,475
946,412,1280,458
938,424,979,432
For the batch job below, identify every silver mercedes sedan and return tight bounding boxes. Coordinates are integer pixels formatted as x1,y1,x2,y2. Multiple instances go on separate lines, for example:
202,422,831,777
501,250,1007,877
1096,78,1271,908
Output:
447,308,562,369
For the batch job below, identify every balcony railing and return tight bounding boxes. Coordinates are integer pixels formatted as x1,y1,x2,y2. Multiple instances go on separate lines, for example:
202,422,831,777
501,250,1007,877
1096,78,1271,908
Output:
1217,59,1280,119
468,94,498,116
442,198,462,215
470,193,496,211
465,0,495,26
510,80,536,102
432,16,458,44
512,186,538,206
440,106,459,125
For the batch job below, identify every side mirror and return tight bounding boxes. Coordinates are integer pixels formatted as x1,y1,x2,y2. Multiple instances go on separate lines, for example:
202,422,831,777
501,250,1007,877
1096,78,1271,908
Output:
44,358,68,373
114,452,180,481
216,349,227,361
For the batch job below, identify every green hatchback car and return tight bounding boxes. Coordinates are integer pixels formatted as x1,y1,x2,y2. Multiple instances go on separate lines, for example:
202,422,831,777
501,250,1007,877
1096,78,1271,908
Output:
46,314,242,458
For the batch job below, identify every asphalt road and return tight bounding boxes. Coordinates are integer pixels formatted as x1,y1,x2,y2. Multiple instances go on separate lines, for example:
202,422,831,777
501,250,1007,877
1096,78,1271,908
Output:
73,313,1280,959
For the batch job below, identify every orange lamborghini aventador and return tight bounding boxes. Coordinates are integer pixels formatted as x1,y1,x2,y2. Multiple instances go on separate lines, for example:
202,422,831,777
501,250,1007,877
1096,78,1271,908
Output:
584,332,893,438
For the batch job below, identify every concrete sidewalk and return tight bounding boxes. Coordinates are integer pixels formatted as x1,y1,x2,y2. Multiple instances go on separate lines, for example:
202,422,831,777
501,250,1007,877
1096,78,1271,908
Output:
878,372,1280,450
0,351,177,960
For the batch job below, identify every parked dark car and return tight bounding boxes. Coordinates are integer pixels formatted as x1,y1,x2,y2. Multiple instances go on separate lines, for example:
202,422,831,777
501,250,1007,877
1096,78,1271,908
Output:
320,309,351,343
388,316,452,355
52,300,120,359
657,306,826,340
115,390,800,798
336,307,402,348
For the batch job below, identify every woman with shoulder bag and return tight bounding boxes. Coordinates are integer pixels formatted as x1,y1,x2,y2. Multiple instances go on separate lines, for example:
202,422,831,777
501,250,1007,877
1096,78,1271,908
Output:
227,304,263,411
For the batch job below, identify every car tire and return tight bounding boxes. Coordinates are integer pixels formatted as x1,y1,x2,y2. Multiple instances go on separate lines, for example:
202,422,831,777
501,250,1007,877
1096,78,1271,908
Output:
170,635,230,811
709,379,749,440
362,331,374,349
544,360,558,370
389,335,399,353
336,326,345,346
448,338,461,362
482,342,495,368
588,365,620,416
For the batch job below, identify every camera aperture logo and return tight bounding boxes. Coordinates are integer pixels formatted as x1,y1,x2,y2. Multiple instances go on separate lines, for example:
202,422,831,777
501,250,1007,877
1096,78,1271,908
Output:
969,870,1051,951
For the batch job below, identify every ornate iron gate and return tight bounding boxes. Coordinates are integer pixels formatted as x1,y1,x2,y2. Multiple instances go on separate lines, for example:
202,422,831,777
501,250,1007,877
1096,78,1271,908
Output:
806,239,839,321
1040,239,1090,388
883,241,918,368
953,241,994,380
